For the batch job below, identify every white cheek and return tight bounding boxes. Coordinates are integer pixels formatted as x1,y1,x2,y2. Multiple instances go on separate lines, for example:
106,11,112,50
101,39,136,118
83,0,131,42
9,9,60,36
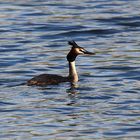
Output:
75,48,84,54
78,50,84,54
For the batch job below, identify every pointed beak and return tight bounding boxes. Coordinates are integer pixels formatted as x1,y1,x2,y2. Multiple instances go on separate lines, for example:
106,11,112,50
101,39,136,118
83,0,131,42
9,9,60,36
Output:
83,50,95,55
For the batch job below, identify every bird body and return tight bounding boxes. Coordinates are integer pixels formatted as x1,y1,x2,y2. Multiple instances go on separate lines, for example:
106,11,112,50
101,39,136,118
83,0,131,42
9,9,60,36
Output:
27,74,68,86
27,41,95,86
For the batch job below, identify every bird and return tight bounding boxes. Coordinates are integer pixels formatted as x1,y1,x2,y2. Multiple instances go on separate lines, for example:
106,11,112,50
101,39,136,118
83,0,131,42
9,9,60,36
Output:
27,41,95,86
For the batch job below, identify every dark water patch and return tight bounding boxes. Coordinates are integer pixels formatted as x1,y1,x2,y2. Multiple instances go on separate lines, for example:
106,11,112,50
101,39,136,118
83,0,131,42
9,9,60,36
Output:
51,106,78,113
92,74,120,78
0,109,30,112
104,127,140,138
44,44,64,48
113,105,133,111
0,44,20,49
0,48,24,53
15,3,42,7
96,2,126,8
1,70,33,74
103,131,125,137
121,70,140,79
103,70,140,80
103,79,121,84
118,21,140,27
23,12,48,17
47,2,88,10
0,101,16,106
38,124,64,128
34,24,86,32
46,3,70,7
78,129,97,135
0,62,16,67
110,99,140,105
0,58,31,67
123,90,138,94
80,95,113,100
119,127,140,133
0,44,27,53
77,87,95,91
126,76,140,80
40,90,61,95
48,66,66,70
31,67,50,71
0,29,10,33
115,40,136,44
111,83,123,87
95,16,140,27
12,27,35,32
93,67,140,79
17,40,36,44
95,66,139,71
58,29,120,36
1,57,31,61
95,16,140,22
0,78,26,87
40,28,120,39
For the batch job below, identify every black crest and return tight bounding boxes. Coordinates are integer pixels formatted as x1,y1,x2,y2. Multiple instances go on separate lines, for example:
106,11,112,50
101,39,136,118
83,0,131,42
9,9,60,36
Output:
68,40,79,48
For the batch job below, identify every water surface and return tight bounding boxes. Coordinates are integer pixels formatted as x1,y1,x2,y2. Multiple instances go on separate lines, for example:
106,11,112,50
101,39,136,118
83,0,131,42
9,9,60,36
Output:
0,0,140,139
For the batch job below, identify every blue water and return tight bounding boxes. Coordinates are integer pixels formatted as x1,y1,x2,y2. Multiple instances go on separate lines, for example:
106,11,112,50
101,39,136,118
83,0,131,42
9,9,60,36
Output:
0,0,140,139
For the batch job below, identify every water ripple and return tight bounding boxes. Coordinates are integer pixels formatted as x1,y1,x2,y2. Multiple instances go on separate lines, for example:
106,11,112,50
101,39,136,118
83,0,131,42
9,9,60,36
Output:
0,0,140,139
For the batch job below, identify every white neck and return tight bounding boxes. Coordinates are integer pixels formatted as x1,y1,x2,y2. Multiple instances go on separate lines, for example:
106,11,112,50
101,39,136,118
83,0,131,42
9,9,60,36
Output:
68,61,78,83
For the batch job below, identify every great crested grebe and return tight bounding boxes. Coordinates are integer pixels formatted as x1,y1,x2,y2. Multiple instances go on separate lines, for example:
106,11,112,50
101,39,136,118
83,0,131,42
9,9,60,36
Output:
27,41,95,86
